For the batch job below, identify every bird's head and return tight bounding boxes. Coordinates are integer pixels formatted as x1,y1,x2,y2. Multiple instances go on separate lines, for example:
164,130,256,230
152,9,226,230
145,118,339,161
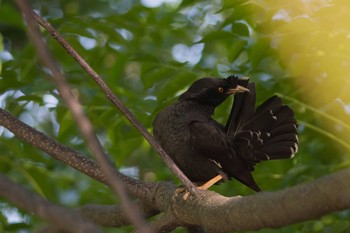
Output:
179,76,250,107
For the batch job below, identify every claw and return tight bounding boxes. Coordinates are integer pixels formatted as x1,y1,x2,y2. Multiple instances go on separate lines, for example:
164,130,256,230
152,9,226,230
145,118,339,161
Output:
175,186,191,200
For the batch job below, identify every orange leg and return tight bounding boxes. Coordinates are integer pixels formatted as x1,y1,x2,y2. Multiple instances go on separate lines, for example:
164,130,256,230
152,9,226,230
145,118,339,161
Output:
198,174,223,190
176,174,224,200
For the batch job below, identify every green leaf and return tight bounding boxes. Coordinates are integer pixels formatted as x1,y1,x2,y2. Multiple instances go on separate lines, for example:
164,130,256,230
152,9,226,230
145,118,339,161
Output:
216,0,249,13
232,22,250,37
249,37,271,69
198,31,237,43
0,3,24,29
228,40,247,62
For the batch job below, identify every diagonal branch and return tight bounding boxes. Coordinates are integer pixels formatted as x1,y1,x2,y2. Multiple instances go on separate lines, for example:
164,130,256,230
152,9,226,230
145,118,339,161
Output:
16,1,153,232
33,11,198,196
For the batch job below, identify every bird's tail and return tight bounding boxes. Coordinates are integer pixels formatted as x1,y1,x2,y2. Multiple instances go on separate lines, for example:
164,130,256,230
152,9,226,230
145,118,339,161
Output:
226,81,298,170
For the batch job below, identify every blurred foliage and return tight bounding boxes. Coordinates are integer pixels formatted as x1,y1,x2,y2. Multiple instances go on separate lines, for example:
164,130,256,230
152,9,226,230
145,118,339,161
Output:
0,0,350,232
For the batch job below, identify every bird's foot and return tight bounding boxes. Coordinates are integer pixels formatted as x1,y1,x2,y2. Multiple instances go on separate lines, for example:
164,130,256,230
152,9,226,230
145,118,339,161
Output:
175,186,191,200
175,174,224,200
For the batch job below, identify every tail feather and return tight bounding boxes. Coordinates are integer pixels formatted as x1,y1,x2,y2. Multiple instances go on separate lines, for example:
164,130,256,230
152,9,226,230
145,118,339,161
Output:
252,151,270,162
242,97,283,132
274,118,297,128
270,124,297,136
255,95,283,111
235,172,261,192
226,80,298,168
265,133,298,144
260,145,296,157
224,157,262,192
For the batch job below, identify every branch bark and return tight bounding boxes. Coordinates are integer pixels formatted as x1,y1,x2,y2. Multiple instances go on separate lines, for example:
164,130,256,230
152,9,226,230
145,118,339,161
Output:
151,170,350,232
78,203,159,228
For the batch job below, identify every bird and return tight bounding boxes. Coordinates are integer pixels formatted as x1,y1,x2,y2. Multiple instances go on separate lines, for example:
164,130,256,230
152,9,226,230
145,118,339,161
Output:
153,75,298,192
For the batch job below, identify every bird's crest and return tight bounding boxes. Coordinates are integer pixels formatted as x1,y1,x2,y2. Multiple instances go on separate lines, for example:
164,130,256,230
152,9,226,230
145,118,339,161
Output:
225,75,250,87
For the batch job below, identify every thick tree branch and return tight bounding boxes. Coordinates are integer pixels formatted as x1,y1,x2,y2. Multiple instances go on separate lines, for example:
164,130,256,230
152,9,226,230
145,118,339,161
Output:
33,11,198,196
0,173,102,233
143,214,178,233
16,1,153,232
78,203,159,228
152,169,350,232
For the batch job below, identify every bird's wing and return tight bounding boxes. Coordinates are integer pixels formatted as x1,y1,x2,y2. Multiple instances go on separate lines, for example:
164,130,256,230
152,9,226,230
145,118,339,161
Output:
189,120,232,160
189,121,261,192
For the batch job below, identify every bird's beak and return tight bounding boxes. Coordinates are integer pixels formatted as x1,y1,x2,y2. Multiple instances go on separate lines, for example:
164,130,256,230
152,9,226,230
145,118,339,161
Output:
227,85,250,95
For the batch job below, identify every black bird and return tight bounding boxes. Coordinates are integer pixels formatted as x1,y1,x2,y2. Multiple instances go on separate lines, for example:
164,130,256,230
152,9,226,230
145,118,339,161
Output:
153,76,298,192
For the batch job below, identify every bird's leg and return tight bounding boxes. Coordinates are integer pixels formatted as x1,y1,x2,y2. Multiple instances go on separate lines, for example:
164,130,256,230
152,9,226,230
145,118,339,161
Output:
198,174,224,190
176,174,225,200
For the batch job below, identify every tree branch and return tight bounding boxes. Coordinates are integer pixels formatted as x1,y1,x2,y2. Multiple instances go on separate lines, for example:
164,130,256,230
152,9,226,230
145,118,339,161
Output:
152,169,350,232
144,214,178,233
16,1,153,232
0,173,102,233
78,203,159,228
33,10,198,196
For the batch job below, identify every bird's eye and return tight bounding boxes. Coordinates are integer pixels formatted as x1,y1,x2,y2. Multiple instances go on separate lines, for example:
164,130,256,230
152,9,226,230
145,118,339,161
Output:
217,87,224,93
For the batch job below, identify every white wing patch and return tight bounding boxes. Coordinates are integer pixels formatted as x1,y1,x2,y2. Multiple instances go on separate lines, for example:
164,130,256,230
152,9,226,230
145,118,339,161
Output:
209,159,222,168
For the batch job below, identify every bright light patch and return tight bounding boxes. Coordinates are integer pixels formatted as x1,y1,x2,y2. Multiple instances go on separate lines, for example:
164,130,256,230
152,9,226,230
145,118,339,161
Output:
172,43,204,65
272,9,291,21
43,94,59,108
141,0,162,8
2,207,25,224
141,0,181,8
0,51,14,62
115,28,134,41
78,36,96,50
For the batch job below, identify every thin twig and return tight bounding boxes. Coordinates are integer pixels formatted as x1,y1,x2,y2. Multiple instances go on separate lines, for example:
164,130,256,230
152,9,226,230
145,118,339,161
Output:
0,173,103,233
16,1,153,232
33,11,198,195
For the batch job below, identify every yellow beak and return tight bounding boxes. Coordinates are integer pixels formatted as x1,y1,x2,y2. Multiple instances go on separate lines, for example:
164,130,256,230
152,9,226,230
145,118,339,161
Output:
227,85,250,94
